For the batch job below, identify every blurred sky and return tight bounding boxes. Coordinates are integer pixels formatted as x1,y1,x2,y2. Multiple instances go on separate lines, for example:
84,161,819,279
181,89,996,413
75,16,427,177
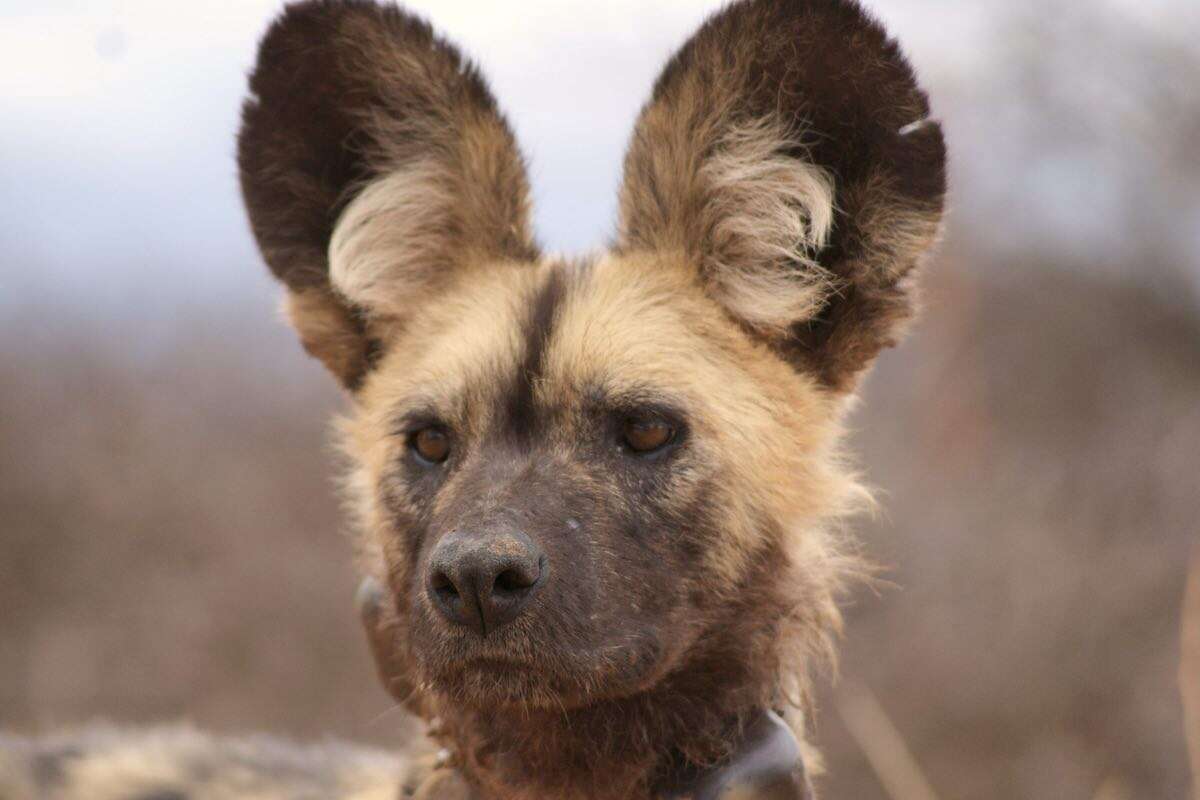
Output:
2,0,1197,318
0,1,982,310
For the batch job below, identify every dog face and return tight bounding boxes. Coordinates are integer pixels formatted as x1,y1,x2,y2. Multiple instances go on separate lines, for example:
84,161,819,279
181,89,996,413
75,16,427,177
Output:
239,0,944,714
345,252,852,709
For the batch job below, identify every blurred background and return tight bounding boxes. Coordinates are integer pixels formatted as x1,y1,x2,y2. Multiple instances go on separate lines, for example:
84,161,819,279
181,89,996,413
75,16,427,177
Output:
2,1,1198,798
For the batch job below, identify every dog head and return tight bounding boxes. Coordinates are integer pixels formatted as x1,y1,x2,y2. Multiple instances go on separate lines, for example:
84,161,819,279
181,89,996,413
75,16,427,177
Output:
239,0,944,722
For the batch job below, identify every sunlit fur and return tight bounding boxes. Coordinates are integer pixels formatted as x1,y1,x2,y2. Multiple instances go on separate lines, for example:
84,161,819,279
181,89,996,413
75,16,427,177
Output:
0,725,402,800
700,119,837,334
621,109,838,336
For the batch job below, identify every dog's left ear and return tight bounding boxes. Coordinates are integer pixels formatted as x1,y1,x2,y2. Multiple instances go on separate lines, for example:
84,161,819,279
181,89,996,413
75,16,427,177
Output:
617,0,946,392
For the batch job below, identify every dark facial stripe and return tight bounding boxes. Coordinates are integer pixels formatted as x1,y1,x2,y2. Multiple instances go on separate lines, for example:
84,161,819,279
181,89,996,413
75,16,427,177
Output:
500,264,567,443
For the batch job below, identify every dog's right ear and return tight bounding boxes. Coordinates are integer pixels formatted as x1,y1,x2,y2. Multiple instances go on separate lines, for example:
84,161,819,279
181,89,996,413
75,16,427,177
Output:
238,0,537,390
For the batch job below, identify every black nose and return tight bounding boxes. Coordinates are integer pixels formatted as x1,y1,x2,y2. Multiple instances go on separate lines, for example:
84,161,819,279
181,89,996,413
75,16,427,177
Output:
426,529,547,636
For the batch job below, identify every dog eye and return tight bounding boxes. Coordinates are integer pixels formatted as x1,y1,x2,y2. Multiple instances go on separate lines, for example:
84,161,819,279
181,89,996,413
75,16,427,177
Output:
622,418,674,454
410,426,451,464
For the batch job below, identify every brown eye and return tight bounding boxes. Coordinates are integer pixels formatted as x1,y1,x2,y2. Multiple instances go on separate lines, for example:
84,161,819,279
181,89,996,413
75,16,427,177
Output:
411,426,451,464
623,418,674,454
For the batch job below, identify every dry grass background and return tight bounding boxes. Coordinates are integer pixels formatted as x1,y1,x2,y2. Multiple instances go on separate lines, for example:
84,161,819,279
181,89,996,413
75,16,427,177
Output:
2,248,1196,799
1182,548,1200,799
815,251,1199,799
2,1,1199,798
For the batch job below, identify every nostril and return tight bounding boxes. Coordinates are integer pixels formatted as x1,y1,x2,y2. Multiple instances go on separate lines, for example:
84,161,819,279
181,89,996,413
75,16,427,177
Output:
494,567,531,594
430,570,459,600
493,553,545,595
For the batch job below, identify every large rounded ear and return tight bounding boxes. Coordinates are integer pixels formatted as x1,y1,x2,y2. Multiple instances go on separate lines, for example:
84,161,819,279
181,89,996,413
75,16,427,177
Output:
616,0,946,392
238,0,538,390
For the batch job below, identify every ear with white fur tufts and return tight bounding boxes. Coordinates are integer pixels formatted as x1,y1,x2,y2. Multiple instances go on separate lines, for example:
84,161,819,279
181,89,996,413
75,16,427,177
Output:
238,0,538,390
617,0,947,392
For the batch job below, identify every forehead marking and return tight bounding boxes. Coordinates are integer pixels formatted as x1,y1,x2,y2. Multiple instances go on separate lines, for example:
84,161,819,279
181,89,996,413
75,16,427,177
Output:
499,262,569,444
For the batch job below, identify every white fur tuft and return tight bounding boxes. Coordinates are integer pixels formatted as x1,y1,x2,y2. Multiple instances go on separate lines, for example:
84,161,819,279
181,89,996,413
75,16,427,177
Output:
329,160,456,317
700,118,837,334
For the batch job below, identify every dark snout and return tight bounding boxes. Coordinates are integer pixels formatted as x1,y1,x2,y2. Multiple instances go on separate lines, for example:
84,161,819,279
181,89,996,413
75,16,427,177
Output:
426,528,547,637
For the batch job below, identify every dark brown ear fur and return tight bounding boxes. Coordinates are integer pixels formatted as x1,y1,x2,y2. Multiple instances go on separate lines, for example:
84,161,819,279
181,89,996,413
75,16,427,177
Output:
617,0,947,391
238,0,537,389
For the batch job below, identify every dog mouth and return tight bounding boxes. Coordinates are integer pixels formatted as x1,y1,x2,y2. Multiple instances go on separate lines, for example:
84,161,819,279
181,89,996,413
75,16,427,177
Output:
416,626,679,712
443,654,518,674
427,654,584,708
456,656,534,676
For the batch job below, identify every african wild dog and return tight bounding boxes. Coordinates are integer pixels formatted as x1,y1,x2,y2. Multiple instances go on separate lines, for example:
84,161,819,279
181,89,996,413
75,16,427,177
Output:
236,0,945,796
0,0,944,798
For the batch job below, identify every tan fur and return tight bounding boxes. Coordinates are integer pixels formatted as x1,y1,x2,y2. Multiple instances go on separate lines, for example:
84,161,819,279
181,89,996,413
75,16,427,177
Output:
324,21,539,326
702,119,837,333
284,287,373,389
0,725,403,800
238,0,538,388
620,109,837,336
329,15,538,312
329,253,869,798
329,161,457,318
545,253,864,583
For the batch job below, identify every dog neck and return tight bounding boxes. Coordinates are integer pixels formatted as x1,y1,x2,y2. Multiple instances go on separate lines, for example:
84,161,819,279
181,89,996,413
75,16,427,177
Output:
429,600,813,799
433,704,810,800
659,710,812,800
